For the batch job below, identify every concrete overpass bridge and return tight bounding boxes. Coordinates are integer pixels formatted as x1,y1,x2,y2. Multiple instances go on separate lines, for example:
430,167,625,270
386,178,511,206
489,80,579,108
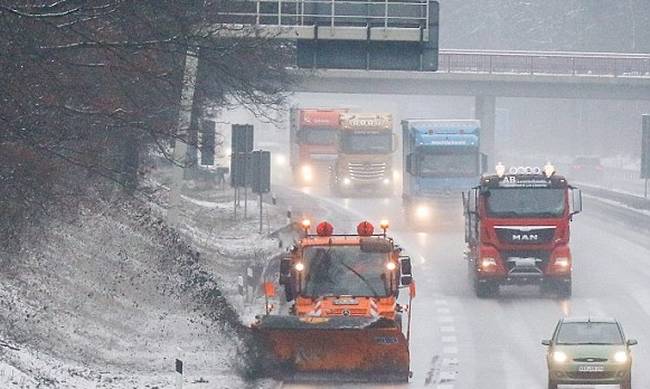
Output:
293,49,650,163
215,1,650,161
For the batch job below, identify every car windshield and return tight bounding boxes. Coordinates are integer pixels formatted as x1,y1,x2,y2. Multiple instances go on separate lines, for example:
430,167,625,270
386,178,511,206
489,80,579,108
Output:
302,246,390,297
485,188,566,218
340,133,392,154
418,152,478,177
556,322,624,345
300,128,337,145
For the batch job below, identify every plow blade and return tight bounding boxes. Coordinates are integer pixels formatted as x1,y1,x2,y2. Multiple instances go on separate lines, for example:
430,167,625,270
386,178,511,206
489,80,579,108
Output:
253,315,410,382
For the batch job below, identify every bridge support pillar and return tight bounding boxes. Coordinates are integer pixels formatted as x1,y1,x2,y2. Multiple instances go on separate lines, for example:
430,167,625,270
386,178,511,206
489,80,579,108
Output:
475,95,496,168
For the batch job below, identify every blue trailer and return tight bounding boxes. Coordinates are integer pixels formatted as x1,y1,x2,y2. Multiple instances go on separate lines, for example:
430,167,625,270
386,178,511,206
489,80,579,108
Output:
401,119,485,227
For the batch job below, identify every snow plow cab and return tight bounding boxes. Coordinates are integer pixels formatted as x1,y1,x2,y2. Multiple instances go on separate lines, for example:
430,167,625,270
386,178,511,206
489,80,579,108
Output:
253,220,415,382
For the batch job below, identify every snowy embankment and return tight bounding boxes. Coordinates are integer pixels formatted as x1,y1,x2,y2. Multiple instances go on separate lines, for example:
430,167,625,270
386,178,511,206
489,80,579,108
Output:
0,172,288,388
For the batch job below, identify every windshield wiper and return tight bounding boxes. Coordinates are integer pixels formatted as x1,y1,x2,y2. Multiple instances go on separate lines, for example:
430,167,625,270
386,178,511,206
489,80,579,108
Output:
340,261,381,297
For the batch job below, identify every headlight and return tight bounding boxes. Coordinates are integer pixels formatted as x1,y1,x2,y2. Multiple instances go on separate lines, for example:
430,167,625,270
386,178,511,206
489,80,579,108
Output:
415,205,430,219
382,178,391,185
343,177,351,186
386,262,397,271
274,154,287,166
294,262,305,272
552,351,568,363
301,165,313,182
554,257,570,268
481,257,497,268
614,351,628,363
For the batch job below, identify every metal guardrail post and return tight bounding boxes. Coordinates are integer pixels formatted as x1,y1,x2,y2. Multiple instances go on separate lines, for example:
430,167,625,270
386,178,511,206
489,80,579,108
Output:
256,0,260,25
331,0,335,28
384,0,388,28
278,0,282,25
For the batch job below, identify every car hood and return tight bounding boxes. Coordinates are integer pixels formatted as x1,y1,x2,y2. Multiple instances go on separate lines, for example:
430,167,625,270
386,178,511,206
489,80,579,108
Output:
554,344,626,360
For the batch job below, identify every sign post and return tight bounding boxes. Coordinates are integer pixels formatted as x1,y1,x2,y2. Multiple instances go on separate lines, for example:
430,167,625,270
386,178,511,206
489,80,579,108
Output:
251,150,271,233
642,115,650,198
175,359,183,389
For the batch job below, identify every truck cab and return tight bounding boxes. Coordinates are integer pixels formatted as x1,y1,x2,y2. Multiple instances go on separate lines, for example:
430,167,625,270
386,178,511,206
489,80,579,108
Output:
290,108,343,186
463,164,582,297
330,113,396,196
402,119,485,227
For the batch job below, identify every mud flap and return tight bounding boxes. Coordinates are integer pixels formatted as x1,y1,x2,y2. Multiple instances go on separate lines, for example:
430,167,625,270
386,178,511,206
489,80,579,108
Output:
252,316,410,382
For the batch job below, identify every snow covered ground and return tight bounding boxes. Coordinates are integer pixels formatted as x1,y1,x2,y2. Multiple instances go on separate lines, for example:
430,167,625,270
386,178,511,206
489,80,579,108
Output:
0,167,289,388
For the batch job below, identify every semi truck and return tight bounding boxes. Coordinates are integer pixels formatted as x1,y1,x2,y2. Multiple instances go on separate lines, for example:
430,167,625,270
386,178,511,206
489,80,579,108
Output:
253,219,415,382
289,108,344,186
330,113,396,196
462,163,582,298
402,119,484,226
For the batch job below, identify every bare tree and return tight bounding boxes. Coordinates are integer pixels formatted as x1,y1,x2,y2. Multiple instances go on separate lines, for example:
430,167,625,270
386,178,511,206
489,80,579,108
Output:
0,0,296,251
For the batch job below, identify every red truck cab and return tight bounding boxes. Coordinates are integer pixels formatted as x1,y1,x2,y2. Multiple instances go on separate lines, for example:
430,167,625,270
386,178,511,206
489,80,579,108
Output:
463,164,582,298
289,108,344,186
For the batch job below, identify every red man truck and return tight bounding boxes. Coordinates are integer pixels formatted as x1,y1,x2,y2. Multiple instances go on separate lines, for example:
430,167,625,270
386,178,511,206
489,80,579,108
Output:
462,163,582,298
289,108,345,186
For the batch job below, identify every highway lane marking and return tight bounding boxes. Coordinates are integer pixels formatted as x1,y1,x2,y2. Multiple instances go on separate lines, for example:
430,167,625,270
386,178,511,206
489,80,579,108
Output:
441,336,457,343
440,326,456,333
442,346,458,354
437,316,454,323
436,307,451,314
434,299,449,305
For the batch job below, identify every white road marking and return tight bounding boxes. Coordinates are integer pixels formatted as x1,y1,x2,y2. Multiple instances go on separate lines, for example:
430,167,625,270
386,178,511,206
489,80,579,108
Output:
436,307,451,314
441,357,459,366
443,346,459,354
434,299,449,306
440,326,456,333
441,336,457,343
438,316,454,323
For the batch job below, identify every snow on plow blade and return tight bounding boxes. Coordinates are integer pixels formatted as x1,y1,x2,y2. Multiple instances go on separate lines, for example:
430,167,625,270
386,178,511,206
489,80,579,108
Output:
253,315,410,382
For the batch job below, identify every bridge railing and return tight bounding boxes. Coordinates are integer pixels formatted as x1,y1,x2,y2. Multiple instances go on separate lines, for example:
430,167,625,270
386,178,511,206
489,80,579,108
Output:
439,49,650,78
216,0,431,40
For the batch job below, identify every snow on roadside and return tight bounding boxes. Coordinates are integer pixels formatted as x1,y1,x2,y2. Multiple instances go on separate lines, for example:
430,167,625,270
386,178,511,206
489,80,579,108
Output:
0,194,281,388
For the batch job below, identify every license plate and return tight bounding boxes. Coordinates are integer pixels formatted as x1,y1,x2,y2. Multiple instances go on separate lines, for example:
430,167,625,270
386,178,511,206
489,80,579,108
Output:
578,365,605,372
334,298,358,305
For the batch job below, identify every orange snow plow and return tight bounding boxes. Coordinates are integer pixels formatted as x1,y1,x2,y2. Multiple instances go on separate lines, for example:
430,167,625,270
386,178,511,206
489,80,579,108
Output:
252,220,415,382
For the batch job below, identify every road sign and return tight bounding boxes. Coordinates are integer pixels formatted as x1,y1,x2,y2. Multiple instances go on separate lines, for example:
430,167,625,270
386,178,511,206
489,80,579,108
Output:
250,150,271,194
232,124,254,153
200,120,216,165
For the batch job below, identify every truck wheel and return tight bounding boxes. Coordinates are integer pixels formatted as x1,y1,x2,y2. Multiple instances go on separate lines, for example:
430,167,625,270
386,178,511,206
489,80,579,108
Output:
557,279,572,298
475,280,498,298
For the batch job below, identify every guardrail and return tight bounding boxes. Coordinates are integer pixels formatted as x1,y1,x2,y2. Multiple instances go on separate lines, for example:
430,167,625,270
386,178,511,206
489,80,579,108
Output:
217,0,430,30
438,49,650,78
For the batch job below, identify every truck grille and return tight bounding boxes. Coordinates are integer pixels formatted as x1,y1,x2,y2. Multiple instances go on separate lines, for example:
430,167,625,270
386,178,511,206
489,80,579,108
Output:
347,161,387,181
494,226,556,244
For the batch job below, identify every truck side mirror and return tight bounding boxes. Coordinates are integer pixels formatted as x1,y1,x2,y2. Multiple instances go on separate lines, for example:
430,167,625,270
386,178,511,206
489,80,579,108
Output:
279,257,292,285
570,188,583,216
481,153,488,174
541,339,551,346
400,256,413,285
627,339,638,346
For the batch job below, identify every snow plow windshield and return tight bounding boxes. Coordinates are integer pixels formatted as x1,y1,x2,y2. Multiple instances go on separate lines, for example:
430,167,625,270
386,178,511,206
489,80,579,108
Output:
302,246,390,297
485,188,566,218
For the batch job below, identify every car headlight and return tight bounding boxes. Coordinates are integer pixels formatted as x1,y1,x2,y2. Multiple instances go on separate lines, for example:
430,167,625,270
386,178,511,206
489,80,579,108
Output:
343,177,351,186
301,165,313,182
552,351,568,363
382,178,390,185
614,351,628,363
415,205,430,219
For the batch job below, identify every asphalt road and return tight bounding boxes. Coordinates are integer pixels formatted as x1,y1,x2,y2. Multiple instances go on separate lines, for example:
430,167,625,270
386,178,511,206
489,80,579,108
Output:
274,185,650,389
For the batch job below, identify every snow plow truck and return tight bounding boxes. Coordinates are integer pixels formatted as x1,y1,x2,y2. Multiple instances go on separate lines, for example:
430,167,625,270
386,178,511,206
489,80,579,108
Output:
252,219,415,382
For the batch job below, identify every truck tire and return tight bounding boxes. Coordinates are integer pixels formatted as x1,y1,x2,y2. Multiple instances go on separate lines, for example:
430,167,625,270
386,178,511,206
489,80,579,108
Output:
475,279,498,298
557,279,572,298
